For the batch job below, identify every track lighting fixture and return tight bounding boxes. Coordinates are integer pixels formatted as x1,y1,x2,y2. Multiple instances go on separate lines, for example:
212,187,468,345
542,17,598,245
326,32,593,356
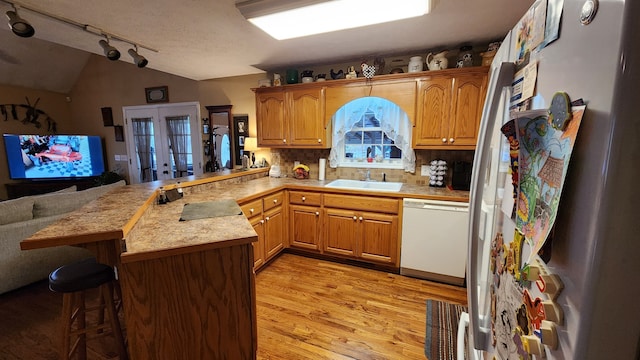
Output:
128,45,148,68
6,5,34,38
99,38,121,61
1,0,158,66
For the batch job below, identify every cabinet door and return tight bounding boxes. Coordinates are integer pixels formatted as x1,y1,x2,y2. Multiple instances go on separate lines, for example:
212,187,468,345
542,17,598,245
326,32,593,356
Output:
264,206,285,260
250,216,265,270
359,212,398,265
323,208,359,258
287,88,327,147
450,74,488,147
256,90,287,146
289,205,321,251
414,77,453,147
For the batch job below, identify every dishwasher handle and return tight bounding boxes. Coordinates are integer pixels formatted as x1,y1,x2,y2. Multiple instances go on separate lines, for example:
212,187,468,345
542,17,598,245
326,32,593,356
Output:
403,198,469,212
420,204,469,212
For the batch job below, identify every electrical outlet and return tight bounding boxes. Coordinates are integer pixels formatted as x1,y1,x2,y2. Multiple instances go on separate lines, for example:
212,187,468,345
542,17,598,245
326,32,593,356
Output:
420,165,429,176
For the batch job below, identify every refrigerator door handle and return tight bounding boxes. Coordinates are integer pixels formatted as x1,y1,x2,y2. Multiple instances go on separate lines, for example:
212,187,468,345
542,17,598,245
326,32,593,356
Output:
467,61,515,351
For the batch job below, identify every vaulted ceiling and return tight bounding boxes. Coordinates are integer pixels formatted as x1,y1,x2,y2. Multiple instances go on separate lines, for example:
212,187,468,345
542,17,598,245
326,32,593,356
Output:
0,0,534,93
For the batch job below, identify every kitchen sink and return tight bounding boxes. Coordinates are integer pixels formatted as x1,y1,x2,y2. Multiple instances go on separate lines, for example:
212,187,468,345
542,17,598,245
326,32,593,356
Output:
324,179,403,192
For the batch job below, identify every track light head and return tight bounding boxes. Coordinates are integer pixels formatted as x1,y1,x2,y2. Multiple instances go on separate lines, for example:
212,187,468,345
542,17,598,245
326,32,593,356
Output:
99,39,120,60
128,47,148,68
6,7,35,38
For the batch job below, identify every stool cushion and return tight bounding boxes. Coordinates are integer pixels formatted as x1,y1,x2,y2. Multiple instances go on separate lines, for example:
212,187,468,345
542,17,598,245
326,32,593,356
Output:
49,258,115,293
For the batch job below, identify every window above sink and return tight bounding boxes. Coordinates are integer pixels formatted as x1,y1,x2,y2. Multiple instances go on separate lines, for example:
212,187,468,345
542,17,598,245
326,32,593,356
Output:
328,97,415,172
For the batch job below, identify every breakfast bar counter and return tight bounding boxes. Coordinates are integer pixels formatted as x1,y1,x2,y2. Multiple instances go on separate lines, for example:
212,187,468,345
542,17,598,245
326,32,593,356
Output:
19,168,468,359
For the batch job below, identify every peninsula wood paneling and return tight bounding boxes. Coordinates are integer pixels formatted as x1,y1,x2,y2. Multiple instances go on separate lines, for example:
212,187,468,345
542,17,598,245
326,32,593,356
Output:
119,244,256,360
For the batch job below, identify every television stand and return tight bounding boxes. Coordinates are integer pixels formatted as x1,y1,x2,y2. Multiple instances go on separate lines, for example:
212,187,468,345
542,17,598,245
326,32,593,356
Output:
5,178,98,199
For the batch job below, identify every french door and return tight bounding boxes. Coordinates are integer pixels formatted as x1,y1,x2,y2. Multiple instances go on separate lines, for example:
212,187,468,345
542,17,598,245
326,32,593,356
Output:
123,102,202,184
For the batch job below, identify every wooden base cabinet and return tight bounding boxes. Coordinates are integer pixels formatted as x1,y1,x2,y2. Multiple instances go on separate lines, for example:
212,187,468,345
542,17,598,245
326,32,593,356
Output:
289,191,322,252
322,194,400,266
240,191,286,270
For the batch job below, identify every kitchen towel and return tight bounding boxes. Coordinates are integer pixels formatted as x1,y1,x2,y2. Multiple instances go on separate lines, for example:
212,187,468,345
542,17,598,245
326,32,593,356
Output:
318,158,326,180
179,199,242,221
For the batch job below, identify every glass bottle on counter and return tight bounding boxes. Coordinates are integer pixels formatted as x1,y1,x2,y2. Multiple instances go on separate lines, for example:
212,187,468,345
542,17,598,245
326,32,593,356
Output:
158,186,167,204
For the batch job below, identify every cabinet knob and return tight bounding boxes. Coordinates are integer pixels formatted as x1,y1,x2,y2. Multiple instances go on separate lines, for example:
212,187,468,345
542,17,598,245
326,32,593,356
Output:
302,196,306,201
282,139,287,143
353,216,357,220
250,208,254,213
317,138,321,143
273,199,278,204
442,138,447,143
315,211,319,216
449,138,455,143
265,216,270,221
359,216,363,221
260,219,264,224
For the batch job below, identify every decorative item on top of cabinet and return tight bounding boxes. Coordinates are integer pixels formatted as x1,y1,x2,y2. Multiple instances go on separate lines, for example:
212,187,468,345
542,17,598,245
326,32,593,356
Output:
413,67,488,149
254,86,329,148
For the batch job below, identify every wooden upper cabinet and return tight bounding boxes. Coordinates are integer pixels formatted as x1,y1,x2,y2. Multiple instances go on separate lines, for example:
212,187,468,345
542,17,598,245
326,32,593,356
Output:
413,68,488,150
256,89,286,146
287,87,327,147
255,87,328,148
450,74,488,147
414,76,453,147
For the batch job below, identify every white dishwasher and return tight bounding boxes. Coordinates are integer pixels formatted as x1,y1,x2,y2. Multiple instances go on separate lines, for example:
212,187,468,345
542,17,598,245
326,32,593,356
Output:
400,198,469,286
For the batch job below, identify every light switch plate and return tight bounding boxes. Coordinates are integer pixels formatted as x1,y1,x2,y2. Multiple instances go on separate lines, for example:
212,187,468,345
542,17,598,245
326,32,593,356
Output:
420,165,429,176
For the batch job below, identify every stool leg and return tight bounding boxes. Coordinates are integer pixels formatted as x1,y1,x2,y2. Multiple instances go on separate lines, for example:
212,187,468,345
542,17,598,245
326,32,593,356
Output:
97,286,105,334
103,282,128,360
60,293,73,360
77,291,87,360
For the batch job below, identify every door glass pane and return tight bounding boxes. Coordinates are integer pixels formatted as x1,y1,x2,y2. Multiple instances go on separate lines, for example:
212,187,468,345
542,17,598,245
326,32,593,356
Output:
165,116,193,178
131,117,157,182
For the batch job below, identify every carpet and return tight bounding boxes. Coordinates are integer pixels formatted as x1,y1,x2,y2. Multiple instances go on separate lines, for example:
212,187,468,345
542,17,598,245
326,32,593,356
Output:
425,299,468,360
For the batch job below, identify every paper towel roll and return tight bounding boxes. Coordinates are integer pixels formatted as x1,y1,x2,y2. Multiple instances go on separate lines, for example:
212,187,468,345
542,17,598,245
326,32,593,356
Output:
318,158,326,181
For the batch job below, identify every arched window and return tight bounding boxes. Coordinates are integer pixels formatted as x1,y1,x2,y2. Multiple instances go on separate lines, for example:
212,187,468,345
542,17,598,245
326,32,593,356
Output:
329,97,415,172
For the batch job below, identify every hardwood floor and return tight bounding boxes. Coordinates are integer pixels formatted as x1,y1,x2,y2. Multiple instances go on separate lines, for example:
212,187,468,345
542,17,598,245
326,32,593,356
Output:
0,253,466,359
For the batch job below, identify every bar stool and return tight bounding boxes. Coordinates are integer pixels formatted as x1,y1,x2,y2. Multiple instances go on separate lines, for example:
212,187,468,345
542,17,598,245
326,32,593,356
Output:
49,258,128,360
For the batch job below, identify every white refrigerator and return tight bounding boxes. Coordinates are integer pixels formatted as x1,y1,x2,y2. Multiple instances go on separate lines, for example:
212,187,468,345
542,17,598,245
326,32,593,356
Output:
462,0,640,359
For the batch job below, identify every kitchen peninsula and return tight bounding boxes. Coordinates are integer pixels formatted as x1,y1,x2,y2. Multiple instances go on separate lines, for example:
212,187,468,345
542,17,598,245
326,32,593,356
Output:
20,168,468,359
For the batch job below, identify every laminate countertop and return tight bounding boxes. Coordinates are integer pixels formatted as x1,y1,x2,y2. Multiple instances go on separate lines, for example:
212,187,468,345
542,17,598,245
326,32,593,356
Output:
21,168,469,263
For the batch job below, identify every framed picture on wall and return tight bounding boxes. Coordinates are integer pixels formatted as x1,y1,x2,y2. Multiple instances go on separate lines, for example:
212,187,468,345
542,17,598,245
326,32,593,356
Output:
114,125,124,142
233,115,249,165
145,86,169,103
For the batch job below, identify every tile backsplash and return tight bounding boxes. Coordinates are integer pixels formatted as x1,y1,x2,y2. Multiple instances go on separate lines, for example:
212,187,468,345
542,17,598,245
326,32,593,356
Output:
271,148,474,186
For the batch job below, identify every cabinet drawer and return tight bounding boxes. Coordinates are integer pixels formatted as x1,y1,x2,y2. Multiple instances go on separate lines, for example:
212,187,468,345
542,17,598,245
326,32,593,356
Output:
324,194,399,214
289,191,322,206
263,191,284,211
240,199,263,218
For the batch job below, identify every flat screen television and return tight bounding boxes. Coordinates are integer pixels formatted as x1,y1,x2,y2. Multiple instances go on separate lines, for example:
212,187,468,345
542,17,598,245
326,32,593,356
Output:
3,134,106,180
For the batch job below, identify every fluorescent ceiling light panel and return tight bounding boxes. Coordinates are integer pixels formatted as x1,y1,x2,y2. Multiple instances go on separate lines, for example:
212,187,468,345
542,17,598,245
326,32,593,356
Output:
242,0,433,40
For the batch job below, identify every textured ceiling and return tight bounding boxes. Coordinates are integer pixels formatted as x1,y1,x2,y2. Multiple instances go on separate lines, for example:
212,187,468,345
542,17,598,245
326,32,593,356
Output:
0,0,534,93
